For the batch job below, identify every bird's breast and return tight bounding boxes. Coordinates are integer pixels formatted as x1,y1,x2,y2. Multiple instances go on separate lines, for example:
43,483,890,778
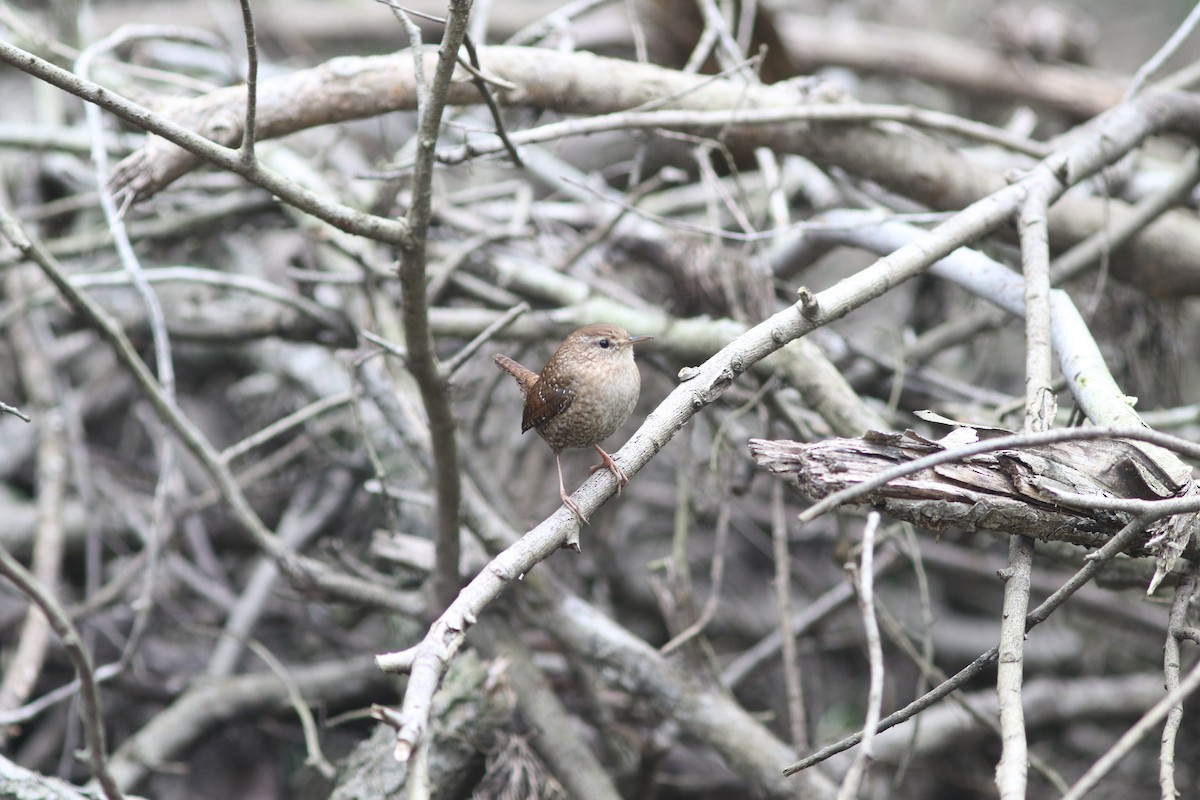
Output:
534,365,640,451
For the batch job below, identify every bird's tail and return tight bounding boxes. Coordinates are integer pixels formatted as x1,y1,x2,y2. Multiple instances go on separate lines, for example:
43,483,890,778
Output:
493,353,539,394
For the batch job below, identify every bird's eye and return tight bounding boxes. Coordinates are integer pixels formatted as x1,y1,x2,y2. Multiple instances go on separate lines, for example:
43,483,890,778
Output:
598,338,610,348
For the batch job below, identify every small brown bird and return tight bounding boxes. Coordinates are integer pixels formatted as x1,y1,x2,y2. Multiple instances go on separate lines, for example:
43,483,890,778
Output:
494,323,652,523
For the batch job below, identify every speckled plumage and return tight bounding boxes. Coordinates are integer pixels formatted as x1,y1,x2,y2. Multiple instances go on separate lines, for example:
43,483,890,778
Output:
494,323,651,523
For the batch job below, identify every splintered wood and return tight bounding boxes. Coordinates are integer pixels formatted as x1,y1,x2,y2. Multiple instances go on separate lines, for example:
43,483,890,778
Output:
750,427,1194,558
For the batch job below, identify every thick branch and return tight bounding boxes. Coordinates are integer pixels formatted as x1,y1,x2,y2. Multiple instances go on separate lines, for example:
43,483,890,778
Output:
69,46,1200,295
398,1,472,612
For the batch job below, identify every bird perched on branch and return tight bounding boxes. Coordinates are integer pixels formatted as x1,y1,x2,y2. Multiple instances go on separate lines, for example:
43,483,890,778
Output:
494,323,653,523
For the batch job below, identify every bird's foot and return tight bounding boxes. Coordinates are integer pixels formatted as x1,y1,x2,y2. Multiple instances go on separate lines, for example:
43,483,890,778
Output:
561,489,590,525
589,446,629,494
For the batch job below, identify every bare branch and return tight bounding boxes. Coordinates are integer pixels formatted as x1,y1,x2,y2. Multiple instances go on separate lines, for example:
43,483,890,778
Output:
0,549,124,800
835,512,884,800
1159,568,1198,797
0,39,410,244
393,0,474,611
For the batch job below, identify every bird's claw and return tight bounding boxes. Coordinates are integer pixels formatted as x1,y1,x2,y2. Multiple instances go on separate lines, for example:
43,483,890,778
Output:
590,447,629,494
561,491,590,525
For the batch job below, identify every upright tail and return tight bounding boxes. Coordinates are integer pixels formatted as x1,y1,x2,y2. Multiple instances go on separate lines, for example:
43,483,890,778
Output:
493,353,539,394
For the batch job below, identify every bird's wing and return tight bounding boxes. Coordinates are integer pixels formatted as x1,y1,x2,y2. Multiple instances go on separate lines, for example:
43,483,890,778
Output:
522,374,573,433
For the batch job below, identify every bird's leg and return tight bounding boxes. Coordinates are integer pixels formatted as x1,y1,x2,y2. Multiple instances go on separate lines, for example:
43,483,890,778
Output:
556,453,589,525
589,444,629,494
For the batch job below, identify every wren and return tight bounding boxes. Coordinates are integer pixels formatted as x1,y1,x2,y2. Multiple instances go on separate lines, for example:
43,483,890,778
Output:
494,323,653,524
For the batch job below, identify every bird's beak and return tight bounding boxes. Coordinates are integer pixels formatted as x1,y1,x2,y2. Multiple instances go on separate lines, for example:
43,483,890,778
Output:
628,334,653,347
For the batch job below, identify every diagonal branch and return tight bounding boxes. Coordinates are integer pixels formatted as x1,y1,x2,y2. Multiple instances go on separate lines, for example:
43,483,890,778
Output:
783,510,1161,775
0,546,124,800
0,40,409,245
373,160,1041,761
0,204,421,616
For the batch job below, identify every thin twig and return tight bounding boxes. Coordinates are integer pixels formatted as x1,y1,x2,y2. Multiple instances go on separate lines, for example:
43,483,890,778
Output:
442,301,530,378
0,547,125,800
1126,2,1200,99
0,271,67,744
453,51,516,90
0,203,421,615
349,363,403,538
771,479,808,751
836,511,884,800
899,148,1200,367
361,330,408,360
460,33,522,166
659,500,730,656
219,392,354,464
783,512,1157,774
557,170,679,273
0,401,31,421
76,25,183,690
0,662,125,728
721,550,900,689
0,39,410,245
1060,657,1200,800
207,471,356,679
872,598,1069,792
237,0,259,163
374,0,521,167
1159,568,1198,798
505,0,614,45
246,640,336,778
433,101,1050,167
9,265,353,337
1175,626,1200,645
